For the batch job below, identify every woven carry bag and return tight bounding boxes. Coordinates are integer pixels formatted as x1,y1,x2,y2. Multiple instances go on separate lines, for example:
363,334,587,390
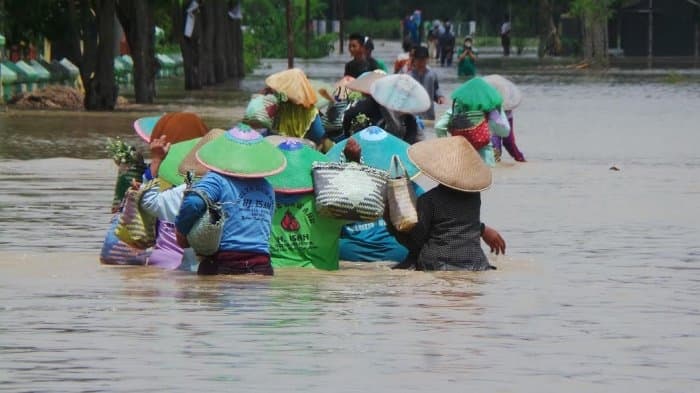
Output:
386,155,418,232
185,187,226,257
114,188,156,249
312,161,389,222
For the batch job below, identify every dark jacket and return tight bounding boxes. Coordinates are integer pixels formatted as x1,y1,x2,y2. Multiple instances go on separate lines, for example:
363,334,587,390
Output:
389,185,490,271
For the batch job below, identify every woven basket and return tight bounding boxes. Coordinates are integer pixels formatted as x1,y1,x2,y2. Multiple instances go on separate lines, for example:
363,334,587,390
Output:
386,155,418,232
312,161,389,222
185,188,226,256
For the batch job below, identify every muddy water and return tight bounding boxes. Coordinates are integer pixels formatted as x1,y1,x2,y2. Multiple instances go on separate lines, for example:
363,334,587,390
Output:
1,78,700,392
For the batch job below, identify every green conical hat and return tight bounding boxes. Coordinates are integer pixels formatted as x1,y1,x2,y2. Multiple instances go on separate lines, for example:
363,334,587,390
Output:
195,124,286,178
451,77,503,112
267,140,330,194
158,138,200,186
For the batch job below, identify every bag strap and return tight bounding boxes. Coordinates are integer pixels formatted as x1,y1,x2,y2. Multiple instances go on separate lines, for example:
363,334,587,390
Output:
389,154,409,179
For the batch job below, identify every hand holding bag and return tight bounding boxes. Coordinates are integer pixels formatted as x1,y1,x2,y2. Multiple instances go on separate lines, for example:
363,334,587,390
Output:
312,161,389,222
114,187,156,249
386,155,418,232
184,172,226,256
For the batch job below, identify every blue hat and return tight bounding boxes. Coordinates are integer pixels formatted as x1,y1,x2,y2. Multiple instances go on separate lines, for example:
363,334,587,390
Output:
133,115,162,142
326,126,420,178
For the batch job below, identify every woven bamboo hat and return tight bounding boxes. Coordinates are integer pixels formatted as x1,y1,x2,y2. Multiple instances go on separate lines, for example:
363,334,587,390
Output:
149,112,209,144
324,76,355,101
451,77,503,112
265,68,317,109
133,115,162,142
196,124,287,178
158,137,201,186
408,136,492,192
178,128,226,178
483,74,522,111
325,126,420,178
370,74,430,114
267,140,330,194
346,70,387,95
265,134,317,150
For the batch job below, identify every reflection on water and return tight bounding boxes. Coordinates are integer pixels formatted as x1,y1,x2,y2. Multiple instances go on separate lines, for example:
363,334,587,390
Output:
1,80,700,392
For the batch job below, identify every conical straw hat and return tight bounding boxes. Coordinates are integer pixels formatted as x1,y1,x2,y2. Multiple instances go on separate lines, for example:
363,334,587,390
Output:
266,140,330,194
196,124,287,178
133,115,162,142
265,68,317,109
178,128,226,178
265,135,317,150
325,126,420,179
149,112,209,144
370,74,430,114
408,136,492,192
483,74,522,111
451,77,503,112
159,137,201,186
346,70,387,95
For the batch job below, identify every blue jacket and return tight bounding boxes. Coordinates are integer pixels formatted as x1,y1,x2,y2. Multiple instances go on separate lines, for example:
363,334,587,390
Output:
176,172,275,255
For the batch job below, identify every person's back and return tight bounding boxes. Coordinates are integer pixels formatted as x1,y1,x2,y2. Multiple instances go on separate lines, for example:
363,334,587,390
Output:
270,193,344,270
192,172,274,254
413,186,488,270
175,126,285,275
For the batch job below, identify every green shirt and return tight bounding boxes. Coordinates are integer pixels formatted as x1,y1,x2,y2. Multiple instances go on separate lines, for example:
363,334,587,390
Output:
457,47,478,77
270,194,346,271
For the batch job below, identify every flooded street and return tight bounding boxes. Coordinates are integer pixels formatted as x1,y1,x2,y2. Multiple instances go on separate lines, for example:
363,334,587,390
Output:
1,72,699,391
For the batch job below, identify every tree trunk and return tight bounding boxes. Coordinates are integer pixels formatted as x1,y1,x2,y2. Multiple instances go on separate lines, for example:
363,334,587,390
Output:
84,0,117,110
213,0,228,83
286,0,294,68
230,11,244,78
338,0,344,55
116,0,157,103
581,8,609,67
177,0,202,90
200,0,216,86
79,0,98,88
225,2,237,78
64,0,83,66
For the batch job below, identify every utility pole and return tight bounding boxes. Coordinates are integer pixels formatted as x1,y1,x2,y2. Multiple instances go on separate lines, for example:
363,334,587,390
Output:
339,0,344,55
647,0,653,69
286,0,294,68
305,0,310,57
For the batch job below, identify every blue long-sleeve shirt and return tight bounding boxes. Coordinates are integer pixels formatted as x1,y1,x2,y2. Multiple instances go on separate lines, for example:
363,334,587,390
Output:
176,172,276,255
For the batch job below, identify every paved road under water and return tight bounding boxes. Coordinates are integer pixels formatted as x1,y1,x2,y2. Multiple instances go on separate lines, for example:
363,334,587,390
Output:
0,74,699,392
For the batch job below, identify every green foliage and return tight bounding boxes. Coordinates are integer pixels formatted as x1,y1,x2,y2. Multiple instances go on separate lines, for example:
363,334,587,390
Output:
242,0,333,59
570,0,615,21
2,0,71,45
345,17,401,40
243,31,261,74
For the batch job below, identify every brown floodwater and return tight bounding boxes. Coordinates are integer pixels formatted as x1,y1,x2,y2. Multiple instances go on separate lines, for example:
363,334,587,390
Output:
1,72,699,392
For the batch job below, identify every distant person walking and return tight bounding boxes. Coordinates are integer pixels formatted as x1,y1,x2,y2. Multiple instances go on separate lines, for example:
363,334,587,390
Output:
439,21,455,67
410,46,445,120
500,15,511,57
456,36,478,78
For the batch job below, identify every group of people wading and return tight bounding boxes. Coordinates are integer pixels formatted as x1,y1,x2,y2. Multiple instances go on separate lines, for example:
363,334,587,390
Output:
101,34,531,276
